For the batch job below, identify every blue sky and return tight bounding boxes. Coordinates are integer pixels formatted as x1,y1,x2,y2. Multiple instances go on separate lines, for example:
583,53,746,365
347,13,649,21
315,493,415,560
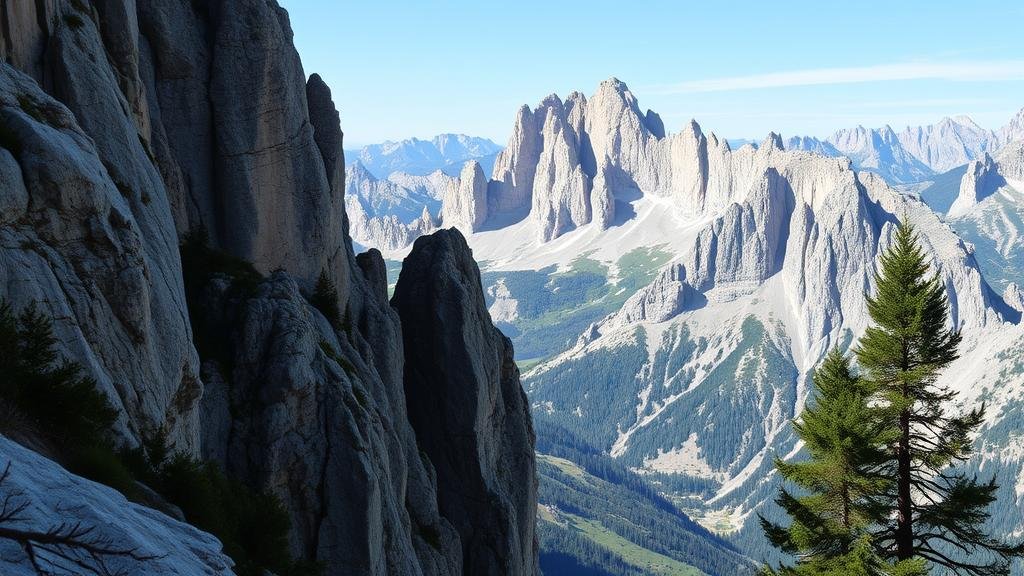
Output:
279,1,1024,147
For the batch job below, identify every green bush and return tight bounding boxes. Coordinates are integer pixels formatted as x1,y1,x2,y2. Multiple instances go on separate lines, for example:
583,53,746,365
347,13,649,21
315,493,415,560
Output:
0,300,318,575
129,437,320,576
0,300,118,450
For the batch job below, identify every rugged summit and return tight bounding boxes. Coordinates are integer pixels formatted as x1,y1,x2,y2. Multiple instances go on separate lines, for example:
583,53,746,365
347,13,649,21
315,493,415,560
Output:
949,152,1004,217
0,1,537,574
441,161,489,233
394,229,538,576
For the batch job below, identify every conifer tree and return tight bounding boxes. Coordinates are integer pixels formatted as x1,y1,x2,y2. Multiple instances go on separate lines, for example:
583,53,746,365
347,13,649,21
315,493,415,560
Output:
856,220,1023,575
762,349,925,576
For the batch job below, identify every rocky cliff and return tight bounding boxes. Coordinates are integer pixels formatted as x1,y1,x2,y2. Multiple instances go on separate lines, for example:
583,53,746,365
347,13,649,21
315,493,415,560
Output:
440,161,489,233
394,229,538,576
0,1,537,575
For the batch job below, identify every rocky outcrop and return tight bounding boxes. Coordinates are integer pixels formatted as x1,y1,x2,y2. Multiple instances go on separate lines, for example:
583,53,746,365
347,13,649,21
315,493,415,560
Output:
684,168,795,292
612,264,692,327
949,141,1024,218
393,229,538,576
0,436,234,575
441,161,488,233
995,140,1024,181
1004,283,1024,312
949,153,1005,217
999,108,1024,147
0,61,200,450
195,266,464,574
530,96,592,241
489,105,543,215
1,2,538,575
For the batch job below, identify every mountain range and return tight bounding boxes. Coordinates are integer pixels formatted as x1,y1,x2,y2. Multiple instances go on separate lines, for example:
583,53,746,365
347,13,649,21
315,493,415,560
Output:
345,133,502,179
3,1,1024,575
786,111,1024,184
352,77,1024,573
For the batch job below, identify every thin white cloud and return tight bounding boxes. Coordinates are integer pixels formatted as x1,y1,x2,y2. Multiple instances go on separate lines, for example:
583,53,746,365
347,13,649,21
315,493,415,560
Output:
643,61,1024,95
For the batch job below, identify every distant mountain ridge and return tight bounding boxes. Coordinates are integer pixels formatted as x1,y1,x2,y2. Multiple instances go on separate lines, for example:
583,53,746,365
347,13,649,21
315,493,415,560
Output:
345,133,502,178
786,110,1024,184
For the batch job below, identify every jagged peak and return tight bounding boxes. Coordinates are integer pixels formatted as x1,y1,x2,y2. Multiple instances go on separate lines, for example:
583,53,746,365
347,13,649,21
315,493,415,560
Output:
566,90,587,104
346,159,376,181
599,76,630,94
681,118,704,140
537,93,565,113
762,132,784,151
950,114,982,129
459,158,484,178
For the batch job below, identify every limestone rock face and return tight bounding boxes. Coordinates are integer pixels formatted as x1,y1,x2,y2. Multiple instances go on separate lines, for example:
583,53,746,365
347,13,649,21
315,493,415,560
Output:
949,142,1024,218
0,0,60,80
207,0,345,287
995,140,1024,181
0,2,538,575
684,168,794,292
949,153,1004,218
441,161,488,233
0,437,234,575
489,105,543,215
393,229,538,576
306,73,346,199
1004,283,1024,312
612,264,691,327
530,96,592,241
0,62,200,449
195,269,461,575
999,108,1024,147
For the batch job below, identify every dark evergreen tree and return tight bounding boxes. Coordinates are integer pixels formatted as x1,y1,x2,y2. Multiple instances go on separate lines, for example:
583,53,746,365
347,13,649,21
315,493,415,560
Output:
309,269,341,328
762,348,924,576
0,300,117,448
856,220,1023,575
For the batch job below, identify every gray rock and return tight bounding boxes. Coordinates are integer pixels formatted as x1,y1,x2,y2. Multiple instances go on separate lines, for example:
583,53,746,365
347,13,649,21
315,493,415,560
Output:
0,62,201,450
196,270,462,575
441,160,489,233
393,229,538,576
949,153,1004,218
1,3,539,575
0,436,234,575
